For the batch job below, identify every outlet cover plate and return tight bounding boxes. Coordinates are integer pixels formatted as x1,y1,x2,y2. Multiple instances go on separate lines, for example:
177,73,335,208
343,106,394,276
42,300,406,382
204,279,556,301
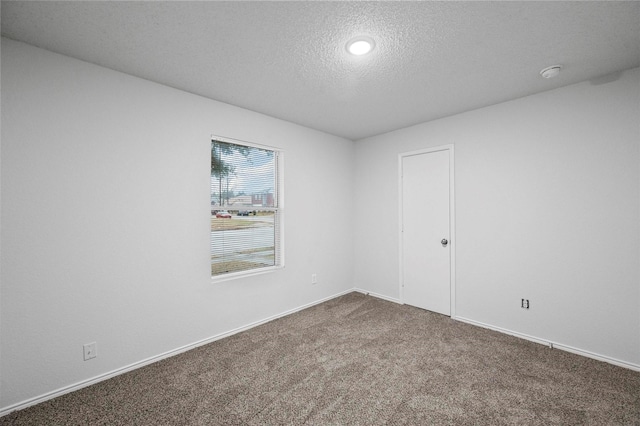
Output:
83,342,97,361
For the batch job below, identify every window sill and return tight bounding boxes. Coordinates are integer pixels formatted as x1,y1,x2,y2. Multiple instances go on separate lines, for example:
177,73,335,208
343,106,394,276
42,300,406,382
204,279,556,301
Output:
211,265,284,283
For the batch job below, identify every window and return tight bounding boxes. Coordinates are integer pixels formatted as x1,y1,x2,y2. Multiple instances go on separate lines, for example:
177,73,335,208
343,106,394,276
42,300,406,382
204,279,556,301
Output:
211,137,282,278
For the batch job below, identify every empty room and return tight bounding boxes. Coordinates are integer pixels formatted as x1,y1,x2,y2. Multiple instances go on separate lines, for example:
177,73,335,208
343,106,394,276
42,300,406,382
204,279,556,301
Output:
1,1,639,424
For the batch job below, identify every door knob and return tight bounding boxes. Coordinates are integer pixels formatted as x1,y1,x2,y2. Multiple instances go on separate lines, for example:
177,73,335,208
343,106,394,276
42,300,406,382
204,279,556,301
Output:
441,239,448,246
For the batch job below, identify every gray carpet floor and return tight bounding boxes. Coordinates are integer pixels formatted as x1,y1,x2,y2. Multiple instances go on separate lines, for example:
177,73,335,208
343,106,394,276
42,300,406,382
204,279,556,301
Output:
2,292,639,425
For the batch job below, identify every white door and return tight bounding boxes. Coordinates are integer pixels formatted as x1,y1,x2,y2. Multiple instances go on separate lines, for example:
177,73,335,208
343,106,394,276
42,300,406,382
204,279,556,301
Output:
401,148,452,315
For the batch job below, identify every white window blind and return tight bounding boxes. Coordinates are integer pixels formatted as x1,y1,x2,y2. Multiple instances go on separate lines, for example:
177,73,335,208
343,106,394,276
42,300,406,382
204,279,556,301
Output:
211,138,281,277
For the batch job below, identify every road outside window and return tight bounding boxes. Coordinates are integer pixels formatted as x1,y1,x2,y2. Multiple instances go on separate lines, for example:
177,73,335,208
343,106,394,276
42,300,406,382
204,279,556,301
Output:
211,138,282,277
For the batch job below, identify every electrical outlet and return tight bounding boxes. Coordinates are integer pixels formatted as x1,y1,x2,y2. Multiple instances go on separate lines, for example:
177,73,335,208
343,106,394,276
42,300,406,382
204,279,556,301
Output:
311,274,317,285
521,299,530,309
83,342,97,361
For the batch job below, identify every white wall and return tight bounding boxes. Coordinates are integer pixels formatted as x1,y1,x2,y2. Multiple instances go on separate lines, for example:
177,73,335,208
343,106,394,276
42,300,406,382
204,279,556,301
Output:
0,38,355,411
2,36,639,414
354,68,640,368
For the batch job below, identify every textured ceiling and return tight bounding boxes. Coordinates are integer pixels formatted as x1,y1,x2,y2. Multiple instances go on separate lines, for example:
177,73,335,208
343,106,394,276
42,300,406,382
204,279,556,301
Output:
2,1,639,140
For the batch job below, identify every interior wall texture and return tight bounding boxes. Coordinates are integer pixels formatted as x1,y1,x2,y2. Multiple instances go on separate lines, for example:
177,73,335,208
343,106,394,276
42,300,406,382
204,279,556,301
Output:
2,36,639,413
354,67,640,368
0,38,355,410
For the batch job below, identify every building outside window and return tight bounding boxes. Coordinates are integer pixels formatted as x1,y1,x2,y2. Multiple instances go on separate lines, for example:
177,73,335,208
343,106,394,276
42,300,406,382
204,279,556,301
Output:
210,137,282,278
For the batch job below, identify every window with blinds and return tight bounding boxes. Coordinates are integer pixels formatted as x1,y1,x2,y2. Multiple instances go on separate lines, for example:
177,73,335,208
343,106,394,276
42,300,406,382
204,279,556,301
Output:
211,137,282,277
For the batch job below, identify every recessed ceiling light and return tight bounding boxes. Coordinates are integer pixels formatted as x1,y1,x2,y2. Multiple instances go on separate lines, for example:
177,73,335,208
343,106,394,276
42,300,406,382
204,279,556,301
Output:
346,37,375,56
540,65,562,79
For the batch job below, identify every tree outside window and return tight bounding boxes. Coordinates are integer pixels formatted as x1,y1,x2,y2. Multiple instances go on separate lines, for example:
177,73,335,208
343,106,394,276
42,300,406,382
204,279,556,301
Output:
211,138,282,277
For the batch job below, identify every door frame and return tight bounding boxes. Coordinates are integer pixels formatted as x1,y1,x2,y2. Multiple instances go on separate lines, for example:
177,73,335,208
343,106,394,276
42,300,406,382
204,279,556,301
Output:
398,144,456,317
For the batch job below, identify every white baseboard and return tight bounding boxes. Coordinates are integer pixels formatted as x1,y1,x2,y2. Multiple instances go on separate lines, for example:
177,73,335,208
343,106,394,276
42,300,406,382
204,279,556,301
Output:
4,290,637,417
355,291,640,372
353,288,402,304
454,316,640,373
0,288,355,417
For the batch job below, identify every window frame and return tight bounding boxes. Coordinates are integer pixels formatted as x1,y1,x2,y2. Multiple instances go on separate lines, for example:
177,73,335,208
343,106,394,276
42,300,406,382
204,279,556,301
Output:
210,135,284,282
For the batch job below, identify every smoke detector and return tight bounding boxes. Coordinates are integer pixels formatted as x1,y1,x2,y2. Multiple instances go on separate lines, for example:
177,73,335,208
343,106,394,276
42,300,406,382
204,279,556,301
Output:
540,65,562,79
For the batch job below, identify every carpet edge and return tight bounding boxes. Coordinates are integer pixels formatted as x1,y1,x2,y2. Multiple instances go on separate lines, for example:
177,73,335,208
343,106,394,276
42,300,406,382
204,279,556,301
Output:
0,288,356,417
455,315,640,373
